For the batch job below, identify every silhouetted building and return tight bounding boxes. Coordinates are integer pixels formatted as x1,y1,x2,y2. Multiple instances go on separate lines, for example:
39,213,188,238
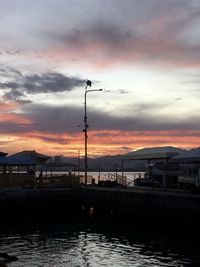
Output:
54,155,62,164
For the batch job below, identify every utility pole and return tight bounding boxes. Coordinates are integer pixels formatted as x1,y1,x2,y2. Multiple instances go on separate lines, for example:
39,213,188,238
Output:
84,80,102,184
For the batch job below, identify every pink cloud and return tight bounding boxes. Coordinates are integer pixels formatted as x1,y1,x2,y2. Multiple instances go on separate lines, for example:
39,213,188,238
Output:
1,128,200,156
0,113,32,124
34,14,200,70
0,102,21,111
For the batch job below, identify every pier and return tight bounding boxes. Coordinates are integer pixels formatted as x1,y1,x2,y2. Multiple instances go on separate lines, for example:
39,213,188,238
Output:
1,183,200,225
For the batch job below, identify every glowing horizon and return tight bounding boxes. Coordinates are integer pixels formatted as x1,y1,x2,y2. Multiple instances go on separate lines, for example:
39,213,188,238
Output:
0,129,199,158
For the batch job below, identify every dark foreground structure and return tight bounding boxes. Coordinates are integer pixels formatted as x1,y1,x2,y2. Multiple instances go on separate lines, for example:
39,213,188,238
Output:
1,185,200,226
0,187,80,221
81,186,200,224
1,146,200,226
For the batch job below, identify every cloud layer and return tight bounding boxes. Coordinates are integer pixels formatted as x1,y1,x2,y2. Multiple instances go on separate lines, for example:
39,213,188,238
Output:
0,101,200,156
0,0,200,155
1,0,200,69
0,103,200,134
0,66,85,102
26,0,200,69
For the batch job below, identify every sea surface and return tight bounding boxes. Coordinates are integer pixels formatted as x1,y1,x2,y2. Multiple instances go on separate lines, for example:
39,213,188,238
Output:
38,171,145,185
1,171,199,266
0,218,200,267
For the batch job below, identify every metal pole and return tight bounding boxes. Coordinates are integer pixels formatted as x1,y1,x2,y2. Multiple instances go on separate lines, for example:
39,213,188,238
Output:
77,149,80,177
51,157,53,176
98,162,101,184
83,81,102,185
84,87,88,184
121,159,124,178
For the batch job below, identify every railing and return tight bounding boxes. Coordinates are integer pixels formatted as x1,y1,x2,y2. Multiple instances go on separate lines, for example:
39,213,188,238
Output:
37,174,80,187
0,173,35,187
0,173,80,188
178,176,197,184
98,173,128,187
116,174,127,186
79,175,93,184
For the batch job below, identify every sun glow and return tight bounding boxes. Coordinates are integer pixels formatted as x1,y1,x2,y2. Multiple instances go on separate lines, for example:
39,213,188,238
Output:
1,129,199,157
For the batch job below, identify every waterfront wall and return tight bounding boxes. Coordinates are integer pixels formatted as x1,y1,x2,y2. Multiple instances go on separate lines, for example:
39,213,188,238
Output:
81,186,200,223
0,187,81,220
1,185,200,223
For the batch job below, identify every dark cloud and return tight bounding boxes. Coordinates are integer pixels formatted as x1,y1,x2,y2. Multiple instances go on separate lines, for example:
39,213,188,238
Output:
29,134,69,145
0,65,22,78
0,103,200,148
45,2,200,69
0,121,32,133
3,49,22,55
65,23,132,49
1,81,20,90
0,1,200,69
88,110,200,132
0,103,199,135
22,104,83,134
22,73,84,93
0,67,85,101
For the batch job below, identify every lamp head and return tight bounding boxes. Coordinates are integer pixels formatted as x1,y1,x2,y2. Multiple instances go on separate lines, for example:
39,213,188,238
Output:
86,80,92,87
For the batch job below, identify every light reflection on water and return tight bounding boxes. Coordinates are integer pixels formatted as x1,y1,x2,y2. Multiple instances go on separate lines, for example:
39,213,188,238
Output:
0,221,199,267
37,171,144,184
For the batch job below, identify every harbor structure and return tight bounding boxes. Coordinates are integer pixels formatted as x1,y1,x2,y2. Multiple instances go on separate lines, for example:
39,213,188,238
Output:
0,150,49,187
0,147,200,224
122,146,185,188
171,147,200,189
0,150,80,188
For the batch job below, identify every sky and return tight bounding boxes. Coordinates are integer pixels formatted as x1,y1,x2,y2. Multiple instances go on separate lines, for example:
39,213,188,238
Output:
0,0,200,157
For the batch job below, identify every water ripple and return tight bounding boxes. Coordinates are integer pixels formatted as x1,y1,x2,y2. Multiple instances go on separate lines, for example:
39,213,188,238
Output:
0,222,198,267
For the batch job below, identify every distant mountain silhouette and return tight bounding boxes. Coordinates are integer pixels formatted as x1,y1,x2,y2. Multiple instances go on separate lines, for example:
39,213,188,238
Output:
54,146,185,171
55,154,145,171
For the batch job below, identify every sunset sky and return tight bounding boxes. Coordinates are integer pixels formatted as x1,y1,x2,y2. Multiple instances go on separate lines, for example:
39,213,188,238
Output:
0,0,200,157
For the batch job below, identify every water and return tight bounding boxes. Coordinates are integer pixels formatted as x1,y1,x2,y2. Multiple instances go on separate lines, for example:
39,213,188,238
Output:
39,171,144,185
1,219,200,267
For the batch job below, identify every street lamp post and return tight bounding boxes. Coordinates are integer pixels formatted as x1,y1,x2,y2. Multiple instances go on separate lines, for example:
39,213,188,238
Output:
84,80,102,185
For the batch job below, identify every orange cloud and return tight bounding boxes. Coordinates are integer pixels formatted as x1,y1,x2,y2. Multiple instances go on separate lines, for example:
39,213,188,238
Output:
1,129,200,157
0,113,32,124
0,102,21,111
